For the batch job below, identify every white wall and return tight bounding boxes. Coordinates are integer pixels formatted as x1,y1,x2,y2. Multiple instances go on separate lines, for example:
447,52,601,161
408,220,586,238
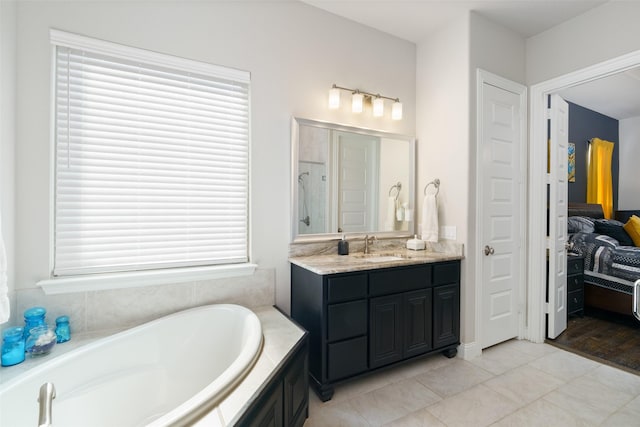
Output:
527,1,640,85
619,116,640,210
415,12,525,349
0,0,16,325
12,1,416,318
416,13,471,341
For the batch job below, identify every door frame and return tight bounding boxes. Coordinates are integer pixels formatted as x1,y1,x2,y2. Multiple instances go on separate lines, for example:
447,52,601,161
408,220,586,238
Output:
527,49,640,343
475,69,528,350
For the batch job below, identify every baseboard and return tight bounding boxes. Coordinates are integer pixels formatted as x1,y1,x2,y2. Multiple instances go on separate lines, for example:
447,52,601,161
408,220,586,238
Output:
457,341,481,360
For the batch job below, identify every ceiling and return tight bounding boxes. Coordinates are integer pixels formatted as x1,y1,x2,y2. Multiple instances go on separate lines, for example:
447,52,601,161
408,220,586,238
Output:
558,67,640,120
302,0,640,120
300,0,607,42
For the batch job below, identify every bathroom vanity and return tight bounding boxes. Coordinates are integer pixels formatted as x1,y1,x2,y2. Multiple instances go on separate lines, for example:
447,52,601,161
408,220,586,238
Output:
290,253,461,401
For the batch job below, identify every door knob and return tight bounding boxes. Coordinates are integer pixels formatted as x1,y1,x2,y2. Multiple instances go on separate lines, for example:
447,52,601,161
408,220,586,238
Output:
484,245,495,256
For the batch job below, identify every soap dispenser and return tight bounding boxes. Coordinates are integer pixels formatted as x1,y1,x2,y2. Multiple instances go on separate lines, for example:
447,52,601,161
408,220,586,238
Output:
338,235,349,255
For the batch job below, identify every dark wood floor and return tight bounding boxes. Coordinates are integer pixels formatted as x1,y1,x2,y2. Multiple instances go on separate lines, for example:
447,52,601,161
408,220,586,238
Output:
548,308,640,374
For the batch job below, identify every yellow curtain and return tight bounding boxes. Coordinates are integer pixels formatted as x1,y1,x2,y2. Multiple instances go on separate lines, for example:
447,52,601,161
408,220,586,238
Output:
586,137,614,219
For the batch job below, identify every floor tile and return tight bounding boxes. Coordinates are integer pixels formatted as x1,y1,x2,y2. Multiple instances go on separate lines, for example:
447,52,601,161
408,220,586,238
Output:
469,343,539,375
485,365,565,407
415,359,494,397
385,353,456,382
498,340,558,358
350,378,442,426
306,397,370,427
426,384,519,427
600,394,640,426
330,370,396,404
585,364,640,396
528,348,599,382
490,398,595,427
543,374,631,425
381,408,446,427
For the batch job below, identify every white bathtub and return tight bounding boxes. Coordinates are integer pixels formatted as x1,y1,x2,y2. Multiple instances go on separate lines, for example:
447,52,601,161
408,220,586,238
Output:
0,304,263,427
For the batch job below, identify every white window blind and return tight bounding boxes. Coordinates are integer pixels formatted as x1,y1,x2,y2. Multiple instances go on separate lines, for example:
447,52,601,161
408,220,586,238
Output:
52,33,250,277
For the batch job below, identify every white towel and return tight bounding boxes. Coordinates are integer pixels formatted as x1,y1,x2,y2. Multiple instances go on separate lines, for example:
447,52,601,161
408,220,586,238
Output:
421,194,438,242
384,196,396,231
0,214,9,324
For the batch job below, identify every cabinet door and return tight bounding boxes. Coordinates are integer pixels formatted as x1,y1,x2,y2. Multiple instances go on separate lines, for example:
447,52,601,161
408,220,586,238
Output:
370,294,403,369
433,284,460,348
404,289,432,358
246,381,283,427
284,345,309,427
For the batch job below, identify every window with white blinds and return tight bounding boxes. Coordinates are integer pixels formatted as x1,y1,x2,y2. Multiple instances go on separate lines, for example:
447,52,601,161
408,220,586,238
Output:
51,31,250,277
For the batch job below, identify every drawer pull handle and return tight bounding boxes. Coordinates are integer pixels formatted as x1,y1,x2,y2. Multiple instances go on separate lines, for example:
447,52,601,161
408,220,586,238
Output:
573,297,578,303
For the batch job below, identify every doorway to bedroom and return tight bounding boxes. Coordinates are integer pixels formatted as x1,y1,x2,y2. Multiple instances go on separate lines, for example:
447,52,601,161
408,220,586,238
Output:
528,50,640,373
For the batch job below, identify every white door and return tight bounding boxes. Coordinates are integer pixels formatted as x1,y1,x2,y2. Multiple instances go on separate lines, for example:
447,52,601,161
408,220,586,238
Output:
547,94,569,339
335,132,379,233
480,79,525,349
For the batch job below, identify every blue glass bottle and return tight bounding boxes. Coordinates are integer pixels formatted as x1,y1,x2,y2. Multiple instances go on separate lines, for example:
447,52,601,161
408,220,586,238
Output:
23,307,47,340
1,327,25,366
55,316,70,343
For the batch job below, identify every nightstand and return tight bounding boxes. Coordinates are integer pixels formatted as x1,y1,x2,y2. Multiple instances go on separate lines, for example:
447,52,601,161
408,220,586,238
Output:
567,254,585,318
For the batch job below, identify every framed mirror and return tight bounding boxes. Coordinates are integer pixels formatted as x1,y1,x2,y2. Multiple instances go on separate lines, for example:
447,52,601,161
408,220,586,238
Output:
291,117,415,242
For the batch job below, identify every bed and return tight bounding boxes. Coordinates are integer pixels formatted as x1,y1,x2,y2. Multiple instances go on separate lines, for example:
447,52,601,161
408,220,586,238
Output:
567,202,640,315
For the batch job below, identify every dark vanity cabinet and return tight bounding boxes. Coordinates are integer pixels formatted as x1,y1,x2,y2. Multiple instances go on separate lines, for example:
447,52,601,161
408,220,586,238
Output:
291,260,460,401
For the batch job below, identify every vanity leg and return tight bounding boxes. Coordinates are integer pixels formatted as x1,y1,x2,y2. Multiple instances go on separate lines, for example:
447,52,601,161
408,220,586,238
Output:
317,384,334,402
442,347,457,359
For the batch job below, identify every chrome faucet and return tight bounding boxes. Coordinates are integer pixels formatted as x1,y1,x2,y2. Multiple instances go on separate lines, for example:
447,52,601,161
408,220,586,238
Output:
38,382,56,427
364,235,377,254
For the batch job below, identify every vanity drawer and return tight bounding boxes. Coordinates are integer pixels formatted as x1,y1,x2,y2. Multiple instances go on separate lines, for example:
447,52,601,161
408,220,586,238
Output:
327,300,367,342
327,336,368,381
432,261,460,285
567,257,584,275
327,274,367,303
568,290,584,313
369,265,431,296
567,274,583,292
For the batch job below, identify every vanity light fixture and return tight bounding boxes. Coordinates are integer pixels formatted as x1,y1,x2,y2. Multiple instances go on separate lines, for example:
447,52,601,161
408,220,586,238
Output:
352,91,364,113
328,84,403,120
372,96,384,117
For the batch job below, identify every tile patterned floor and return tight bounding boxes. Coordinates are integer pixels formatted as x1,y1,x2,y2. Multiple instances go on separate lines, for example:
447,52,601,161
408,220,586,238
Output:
305,340,640,427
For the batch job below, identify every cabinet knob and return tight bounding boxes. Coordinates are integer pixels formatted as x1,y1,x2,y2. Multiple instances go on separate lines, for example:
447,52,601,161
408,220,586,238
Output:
484,245,495,256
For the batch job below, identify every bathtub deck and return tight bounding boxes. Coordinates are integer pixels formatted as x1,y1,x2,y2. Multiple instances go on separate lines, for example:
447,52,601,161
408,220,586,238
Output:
0,306,305,427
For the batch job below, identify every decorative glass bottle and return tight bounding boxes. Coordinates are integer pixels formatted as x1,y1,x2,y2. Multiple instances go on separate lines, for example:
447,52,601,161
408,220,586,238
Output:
55,315,70,343
1,327,25,366
23,306,46,340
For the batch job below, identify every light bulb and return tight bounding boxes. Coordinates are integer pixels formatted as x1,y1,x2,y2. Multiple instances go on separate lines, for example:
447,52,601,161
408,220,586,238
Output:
352,93,364,113
328,87,340,109
373,97,384,117
392,101,403,120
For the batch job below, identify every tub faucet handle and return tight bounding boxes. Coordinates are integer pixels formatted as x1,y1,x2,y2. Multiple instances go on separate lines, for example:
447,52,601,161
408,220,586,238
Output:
37,382,56,427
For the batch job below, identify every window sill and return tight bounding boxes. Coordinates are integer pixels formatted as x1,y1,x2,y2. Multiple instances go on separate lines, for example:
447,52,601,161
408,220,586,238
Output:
37,263,258,295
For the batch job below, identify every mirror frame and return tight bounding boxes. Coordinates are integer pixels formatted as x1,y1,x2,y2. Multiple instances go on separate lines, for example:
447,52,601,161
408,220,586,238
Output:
291,117,416,243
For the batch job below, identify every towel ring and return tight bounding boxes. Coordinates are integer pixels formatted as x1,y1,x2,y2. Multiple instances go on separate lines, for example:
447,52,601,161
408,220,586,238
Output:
388,182,402,201
423,178,440,197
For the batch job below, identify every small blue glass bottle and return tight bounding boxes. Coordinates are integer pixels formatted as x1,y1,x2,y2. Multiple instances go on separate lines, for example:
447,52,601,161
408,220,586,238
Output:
1,327,25,366
55,316,70,343
23,307,47,340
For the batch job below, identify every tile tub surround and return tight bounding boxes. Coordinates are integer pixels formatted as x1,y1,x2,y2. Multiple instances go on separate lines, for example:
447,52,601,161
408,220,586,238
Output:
6,268,275,336
306,339,640,427
289,247,463,275
0,305,305,426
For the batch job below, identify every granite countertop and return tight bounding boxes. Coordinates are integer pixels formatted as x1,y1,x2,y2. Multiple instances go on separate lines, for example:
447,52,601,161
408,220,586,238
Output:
289,248,463,275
